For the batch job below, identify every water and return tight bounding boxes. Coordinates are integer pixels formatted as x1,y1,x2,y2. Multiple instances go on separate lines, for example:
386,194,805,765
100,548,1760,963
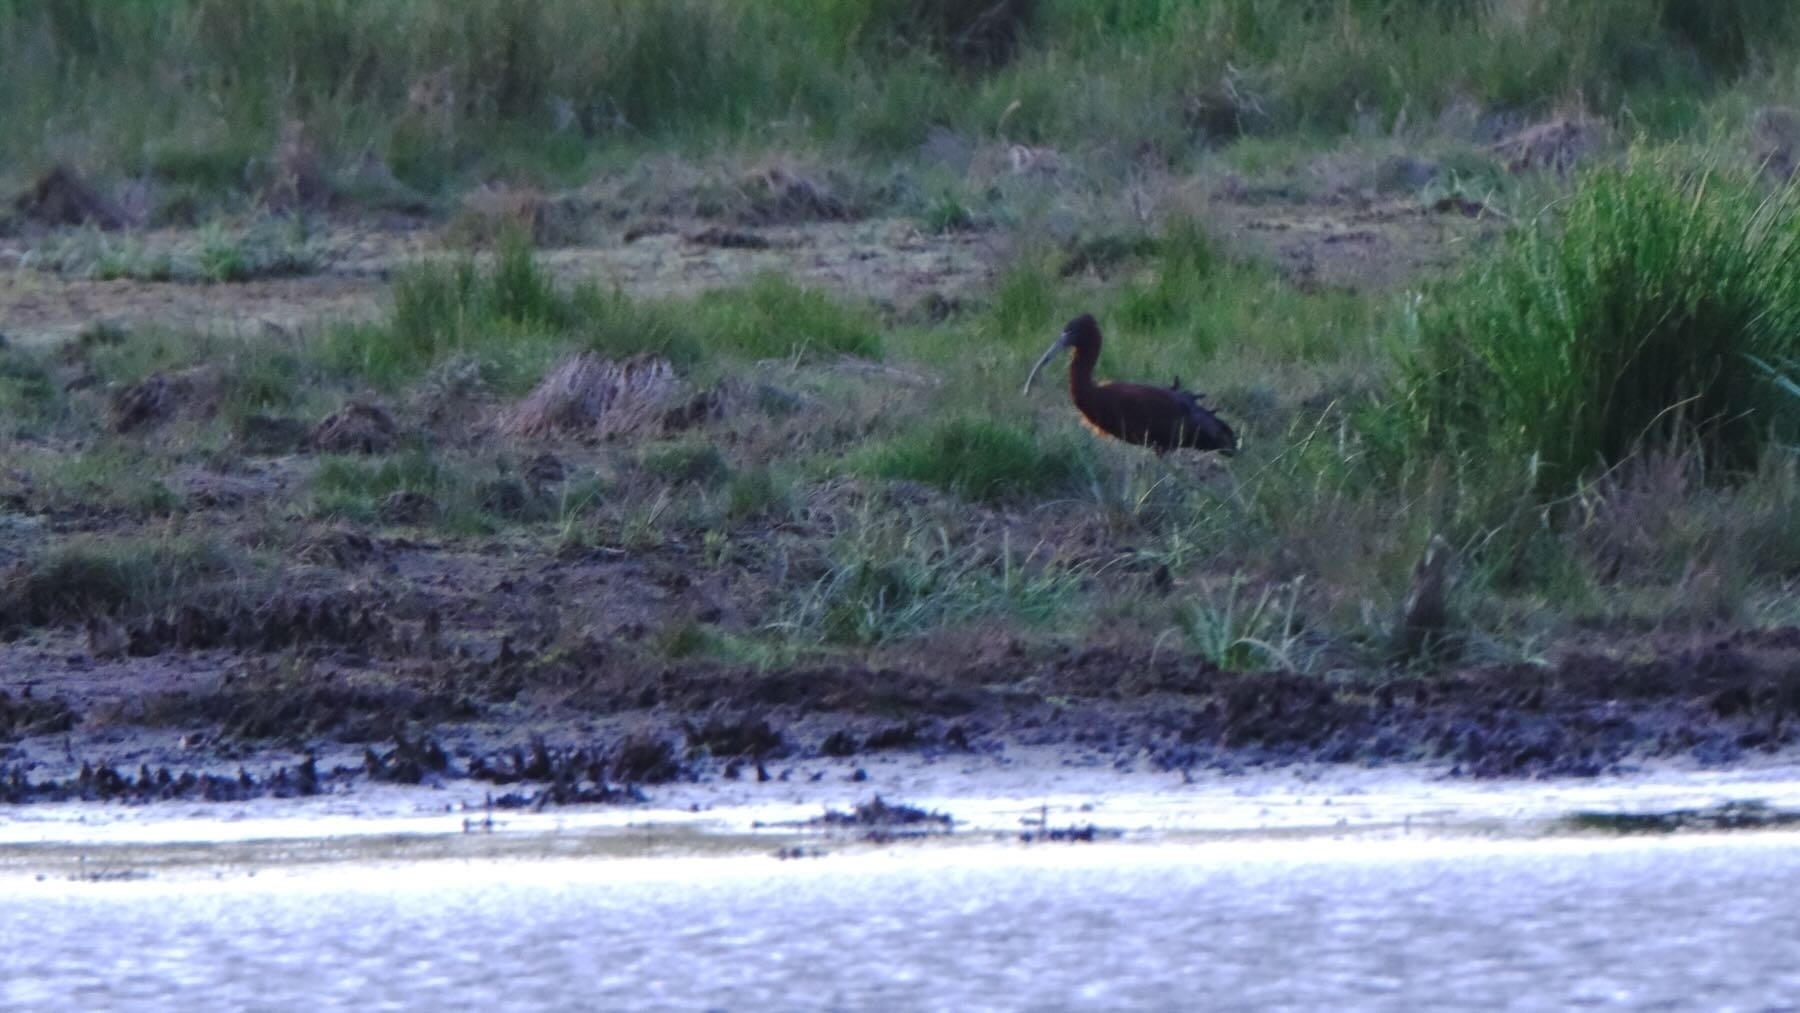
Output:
4,831,1800,1010
8,764,1800,1010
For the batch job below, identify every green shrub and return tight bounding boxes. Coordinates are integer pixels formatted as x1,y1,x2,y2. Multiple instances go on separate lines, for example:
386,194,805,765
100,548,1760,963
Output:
321,233,578,386
1392,159,1800,495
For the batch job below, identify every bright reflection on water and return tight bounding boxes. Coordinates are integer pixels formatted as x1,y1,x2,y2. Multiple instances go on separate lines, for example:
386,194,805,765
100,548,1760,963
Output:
6,833,1800,1011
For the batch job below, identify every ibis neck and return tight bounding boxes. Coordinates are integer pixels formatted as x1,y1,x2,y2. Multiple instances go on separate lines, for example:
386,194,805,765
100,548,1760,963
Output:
1067,346,1099,399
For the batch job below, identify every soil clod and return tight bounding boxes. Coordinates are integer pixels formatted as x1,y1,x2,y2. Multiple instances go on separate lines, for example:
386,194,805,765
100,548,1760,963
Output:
311,402,398,454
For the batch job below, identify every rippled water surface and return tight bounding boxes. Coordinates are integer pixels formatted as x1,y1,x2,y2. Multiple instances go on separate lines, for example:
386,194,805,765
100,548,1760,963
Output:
7,831,1800,1011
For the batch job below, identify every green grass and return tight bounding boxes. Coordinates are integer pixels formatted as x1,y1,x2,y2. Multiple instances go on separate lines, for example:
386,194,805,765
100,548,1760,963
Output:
1390,157,1800,496
321,240,880,388
0,350,64,436
29,219,319,283
856,415,1091,503
1174,574,1309,672
641,441,730,487
309,450,501,534
780,514,1083,646
9,444,183,518
723,464,790,520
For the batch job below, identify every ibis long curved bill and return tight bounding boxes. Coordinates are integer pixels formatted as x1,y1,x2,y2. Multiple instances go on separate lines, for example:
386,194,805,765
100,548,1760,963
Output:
1021,332,1072,395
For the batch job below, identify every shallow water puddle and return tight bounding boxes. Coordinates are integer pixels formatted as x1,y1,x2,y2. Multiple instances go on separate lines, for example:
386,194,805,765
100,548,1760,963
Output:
8,760,1800,870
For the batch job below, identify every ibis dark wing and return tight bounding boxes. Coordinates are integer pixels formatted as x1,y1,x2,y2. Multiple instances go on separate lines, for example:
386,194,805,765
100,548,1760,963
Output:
1165,384,1236,453
1087,382,1238,454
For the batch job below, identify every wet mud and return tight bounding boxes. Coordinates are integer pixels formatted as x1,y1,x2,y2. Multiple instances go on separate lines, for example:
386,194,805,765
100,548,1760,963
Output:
4,623,1799,807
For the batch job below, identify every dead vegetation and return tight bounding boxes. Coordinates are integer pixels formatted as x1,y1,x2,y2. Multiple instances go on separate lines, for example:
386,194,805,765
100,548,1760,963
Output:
498,354,684,440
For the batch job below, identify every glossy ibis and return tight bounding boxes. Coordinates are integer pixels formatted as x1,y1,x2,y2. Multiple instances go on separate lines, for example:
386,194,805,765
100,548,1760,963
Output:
1022,314,1237,455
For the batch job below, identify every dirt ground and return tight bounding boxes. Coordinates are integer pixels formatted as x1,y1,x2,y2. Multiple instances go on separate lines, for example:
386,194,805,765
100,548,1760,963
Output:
7,178,1795,810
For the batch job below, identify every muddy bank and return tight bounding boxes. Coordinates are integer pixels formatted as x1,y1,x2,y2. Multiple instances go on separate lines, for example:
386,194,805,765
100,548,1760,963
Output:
4,626,1798,808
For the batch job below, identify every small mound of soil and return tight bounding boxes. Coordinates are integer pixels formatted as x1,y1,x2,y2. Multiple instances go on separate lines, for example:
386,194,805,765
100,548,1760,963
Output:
478,477,539,520
293,528,379,568
362,735,449,785
311,402,397,454
110,373,174,433
661,387,728,431
1752,105,1800,181
0,690,79,740
524,452,567,487
813,796,955,840
465,738,668,805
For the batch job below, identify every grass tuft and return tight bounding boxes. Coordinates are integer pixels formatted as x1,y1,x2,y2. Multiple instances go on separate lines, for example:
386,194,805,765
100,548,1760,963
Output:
782,516,1079,645
0,534,251,626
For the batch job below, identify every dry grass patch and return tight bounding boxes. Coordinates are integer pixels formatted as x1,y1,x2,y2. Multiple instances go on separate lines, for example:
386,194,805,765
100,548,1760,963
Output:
498,353,685,440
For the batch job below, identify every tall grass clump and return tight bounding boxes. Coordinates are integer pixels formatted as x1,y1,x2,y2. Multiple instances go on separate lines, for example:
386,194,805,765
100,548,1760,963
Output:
1392,159,1800,496
320,232,571,387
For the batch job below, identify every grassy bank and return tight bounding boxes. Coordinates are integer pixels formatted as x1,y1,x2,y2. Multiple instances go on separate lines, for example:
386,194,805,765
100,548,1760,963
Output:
6,154,1799,670
5,1,1800,700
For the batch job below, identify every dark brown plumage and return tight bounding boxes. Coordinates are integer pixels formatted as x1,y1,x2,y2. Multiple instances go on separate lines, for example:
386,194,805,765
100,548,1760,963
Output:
1022,314,1237,455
